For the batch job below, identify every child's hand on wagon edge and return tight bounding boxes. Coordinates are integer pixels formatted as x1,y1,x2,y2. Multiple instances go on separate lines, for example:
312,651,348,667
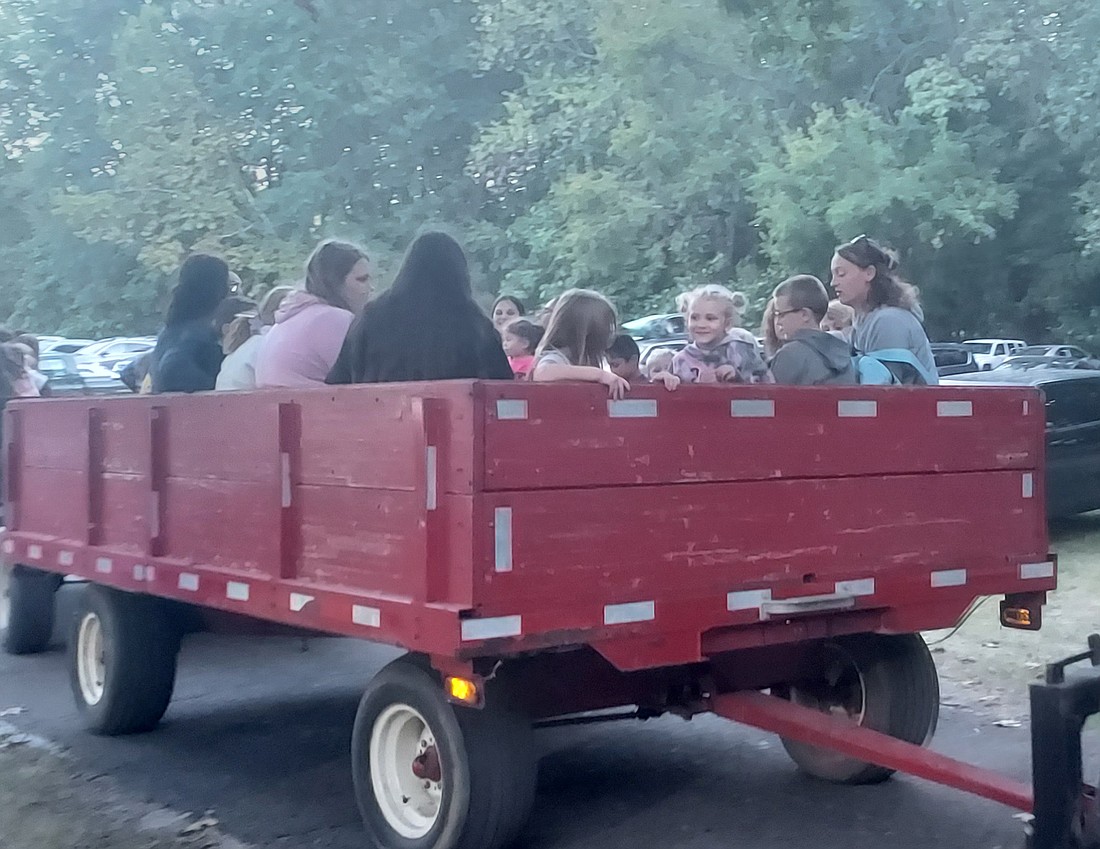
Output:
600,370,630,399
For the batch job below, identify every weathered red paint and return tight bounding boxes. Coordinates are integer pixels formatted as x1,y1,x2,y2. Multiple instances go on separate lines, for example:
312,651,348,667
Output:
0,382,1054,685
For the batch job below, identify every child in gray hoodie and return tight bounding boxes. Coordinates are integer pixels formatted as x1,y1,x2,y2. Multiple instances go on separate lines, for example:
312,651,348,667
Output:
769,275,857,386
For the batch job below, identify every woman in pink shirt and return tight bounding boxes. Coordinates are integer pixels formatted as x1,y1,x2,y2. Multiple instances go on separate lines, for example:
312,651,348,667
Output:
255,240,373,388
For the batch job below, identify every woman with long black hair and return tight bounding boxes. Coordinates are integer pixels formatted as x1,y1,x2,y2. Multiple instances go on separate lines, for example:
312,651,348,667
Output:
149,254,230,393
327,232,512,384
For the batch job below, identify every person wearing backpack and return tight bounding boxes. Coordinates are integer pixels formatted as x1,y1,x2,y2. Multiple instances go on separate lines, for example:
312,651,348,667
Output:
831,235,937,385
770,275,857,386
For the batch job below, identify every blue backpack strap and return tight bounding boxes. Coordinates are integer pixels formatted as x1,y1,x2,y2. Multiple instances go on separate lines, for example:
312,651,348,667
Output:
865,348,939,386
852,355,896,385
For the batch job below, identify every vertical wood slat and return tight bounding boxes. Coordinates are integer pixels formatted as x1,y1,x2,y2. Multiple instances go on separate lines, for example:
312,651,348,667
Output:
419,396,448,604
86,406,105,546
278,401,302,580
148,406,168,558
3,408,21,531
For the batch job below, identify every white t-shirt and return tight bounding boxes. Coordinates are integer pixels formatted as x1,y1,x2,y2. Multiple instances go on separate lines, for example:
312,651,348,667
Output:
215,331,265,391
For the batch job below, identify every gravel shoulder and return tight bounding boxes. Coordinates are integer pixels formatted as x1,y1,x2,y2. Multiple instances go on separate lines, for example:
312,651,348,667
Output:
0,725,247,849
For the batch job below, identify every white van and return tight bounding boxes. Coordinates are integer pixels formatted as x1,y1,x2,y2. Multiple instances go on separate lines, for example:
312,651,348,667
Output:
961,339,1027,370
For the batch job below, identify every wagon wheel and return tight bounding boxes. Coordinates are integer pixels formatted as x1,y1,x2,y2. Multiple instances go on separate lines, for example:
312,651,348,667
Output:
68,584,181,735
775,633,940,784
351,657,538,849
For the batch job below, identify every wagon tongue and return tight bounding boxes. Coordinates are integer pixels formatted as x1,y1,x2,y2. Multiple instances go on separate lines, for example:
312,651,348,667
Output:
412,746,441,783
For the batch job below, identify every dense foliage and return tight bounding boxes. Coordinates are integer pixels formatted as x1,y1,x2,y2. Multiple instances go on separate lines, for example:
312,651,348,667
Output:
2,0,1100,344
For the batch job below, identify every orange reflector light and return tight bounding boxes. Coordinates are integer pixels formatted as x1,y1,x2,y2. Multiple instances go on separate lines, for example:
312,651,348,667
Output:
445,676,480,706
1000,595,1042,631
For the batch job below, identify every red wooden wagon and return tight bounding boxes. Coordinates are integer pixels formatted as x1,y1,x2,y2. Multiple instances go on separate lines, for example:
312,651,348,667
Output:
1,381,1054,848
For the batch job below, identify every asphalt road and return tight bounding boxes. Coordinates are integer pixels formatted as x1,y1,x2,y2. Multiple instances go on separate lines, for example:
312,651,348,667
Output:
0,606,1049,849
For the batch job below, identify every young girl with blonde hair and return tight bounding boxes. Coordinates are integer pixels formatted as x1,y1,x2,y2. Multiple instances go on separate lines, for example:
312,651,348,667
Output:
672,286,771,384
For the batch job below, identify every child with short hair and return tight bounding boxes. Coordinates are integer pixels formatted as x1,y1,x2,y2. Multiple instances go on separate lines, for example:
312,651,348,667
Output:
608,334,680,390
671,287,771,384
770,275,856,386
502,318,544,379
821,299,856,343
532,289,629,398
645,349,676,381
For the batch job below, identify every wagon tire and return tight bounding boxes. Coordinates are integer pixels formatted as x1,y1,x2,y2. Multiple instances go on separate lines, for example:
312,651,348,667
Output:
68,584,180,735
2,564,61,656
776,632,939,785
351,657,537,849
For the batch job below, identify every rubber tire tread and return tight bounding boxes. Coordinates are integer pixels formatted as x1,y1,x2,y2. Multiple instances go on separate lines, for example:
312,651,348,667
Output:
454,705,537,849
780,632,940,785
3,565,58,656
68,585,180,736
351,657,537,849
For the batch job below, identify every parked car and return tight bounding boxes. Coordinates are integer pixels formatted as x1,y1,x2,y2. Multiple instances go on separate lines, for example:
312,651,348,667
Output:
35,352,131,396
1004,344,1100,369
960,339,1026,370
623,313,686,342
75,337,156,375
945,369,1100,518
40,338,95,355
996,355,1097,372
35,353,87,396
930,343,980,377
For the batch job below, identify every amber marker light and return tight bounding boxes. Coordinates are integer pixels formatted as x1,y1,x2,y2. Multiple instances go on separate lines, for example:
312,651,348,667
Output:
445,676,482,707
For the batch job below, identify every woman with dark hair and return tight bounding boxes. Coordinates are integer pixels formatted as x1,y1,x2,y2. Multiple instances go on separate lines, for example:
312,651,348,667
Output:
327,232,512,384
830,235,937,384
150,253,231,393
255,239,372,387
491,294,526,333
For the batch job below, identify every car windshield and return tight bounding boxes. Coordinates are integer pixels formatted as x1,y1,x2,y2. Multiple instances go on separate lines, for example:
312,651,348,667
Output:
1018,346,1052,356
961,342,994,354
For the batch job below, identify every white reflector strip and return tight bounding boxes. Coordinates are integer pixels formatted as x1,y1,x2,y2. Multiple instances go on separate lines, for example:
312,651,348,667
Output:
931,569,967,588
937,401,973,418
494,507,513,573
226,581,250,601
731,399,775,418
27,544,42,560
838,400,877,418
1,540,13,555
58,550,74,567
727,589,772,611
1023,400,1030,415
425,446,438,511
604,600,655,625
608,399,658,418
835,578,876,597
178,573,199,592
132,564,146,582
290,593,314,612
95,557,113,575
1020,561,1055,580
144,566,156,583
1022,473,1034,499
461,615,522,641
496,400,528,421
352,604,381,628
280,452,292,508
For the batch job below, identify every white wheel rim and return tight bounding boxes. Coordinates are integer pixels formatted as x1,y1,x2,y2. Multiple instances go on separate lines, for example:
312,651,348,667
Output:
369,703,443,839
76,612,106,706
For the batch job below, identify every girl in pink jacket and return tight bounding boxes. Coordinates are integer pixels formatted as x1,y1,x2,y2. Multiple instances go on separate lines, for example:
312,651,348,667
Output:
255,240,373,388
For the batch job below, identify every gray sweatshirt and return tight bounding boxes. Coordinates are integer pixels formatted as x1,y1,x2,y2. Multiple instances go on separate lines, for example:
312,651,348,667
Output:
770,328,857,386
852,306,936,380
